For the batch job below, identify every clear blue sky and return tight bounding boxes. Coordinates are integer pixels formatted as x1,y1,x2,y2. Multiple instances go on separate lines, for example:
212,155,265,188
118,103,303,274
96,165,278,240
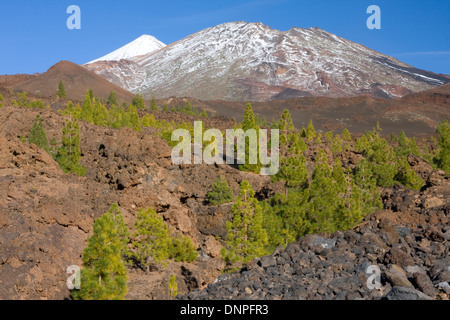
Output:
1,0,449,75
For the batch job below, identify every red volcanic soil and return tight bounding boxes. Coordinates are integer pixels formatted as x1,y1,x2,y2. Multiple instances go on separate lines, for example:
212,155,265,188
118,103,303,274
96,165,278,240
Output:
159,82,450,137
12,61,134,104
0,74,37,87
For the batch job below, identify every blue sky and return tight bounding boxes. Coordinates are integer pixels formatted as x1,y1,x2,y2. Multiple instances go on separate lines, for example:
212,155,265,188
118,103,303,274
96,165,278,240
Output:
1,0,449,75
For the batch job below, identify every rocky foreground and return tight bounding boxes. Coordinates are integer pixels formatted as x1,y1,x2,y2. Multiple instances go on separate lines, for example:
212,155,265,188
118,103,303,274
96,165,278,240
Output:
0,101,449,300
181,175,450,300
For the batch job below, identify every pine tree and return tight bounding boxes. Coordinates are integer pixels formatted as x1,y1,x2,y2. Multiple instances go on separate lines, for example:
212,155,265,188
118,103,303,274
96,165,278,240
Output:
342,128,351,141
131,94,146,110
359,128,398,187
207,176,233,205
107,104,123,129
80,90,94,123
0,93,4,108
272,138,308,198
239,103,262,173
332,158,347,194
88,89,94,102
221,180,268,269
324,131,333,141
149,95,159,111
183,101,193,114
55,118,87,176
272,109,308,197
168,275,177,300
49,137,58,156
169,233,198,262
434,120,450,172
162,104,169,112
131,208,171,272
356,134,369,152
127,104,142,132
306,119,316,140
307,151,341,234
354,158,383,216
395,156,424,190
331,134,343,154
28,114,49,152
242,103,256,131
106,204,130,259
277,110,294,160
72,211,128,300
93,100,108,127
279,109,294,140
108,91,119,106
263,190,309,249
57,80,66,99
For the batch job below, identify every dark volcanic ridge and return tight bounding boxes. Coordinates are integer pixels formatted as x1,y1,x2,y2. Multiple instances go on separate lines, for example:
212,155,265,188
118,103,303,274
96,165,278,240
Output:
10,61,134,104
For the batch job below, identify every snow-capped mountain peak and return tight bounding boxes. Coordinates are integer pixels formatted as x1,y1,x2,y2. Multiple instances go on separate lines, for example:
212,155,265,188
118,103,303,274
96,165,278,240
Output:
85,22,449,101
87,34,166,64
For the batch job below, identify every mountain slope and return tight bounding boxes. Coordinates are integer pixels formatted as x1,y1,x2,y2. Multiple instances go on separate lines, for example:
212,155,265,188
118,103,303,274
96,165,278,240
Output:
13,61,134,103
85,21,450,101
87,34,166,64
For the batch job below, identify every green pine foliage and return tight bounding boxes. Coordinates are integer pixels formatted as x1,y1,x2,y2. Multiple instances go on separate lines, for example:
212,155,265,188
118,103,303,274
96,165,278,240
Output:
131,208,171,272
221,180,269,270
106,104,123,129
272,124,308,198
306,119,316,140
108,91,119,106
72,210,129,300
207,176,233,205
93,100,109,127
306,151,343,233
395,130,421,157
353,158,383,215
54,118,87,176
238,103,262,174
63,101,82,119
149,95,159,111
127,104,142,132
141,113,157,128
169,101,205,116
80,90,95,123
0,93,4,107
356,128,398,187
131,94,146,110
168,275,178,300
28,114,49,152
106,204,130,259
57,80,66,98
342,128,352,141
49,137,58,157
395,156,424,190
169,233,198,263
324,131,333,141
434,120,450,172
331,135,343,154
11,92,47,109
262,190,309,249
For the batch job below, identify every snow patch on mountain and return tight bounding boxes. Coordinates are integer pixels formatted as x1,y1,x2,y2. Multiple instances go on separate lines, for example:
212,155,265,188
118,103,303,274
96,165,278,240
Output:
87,35,166,64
